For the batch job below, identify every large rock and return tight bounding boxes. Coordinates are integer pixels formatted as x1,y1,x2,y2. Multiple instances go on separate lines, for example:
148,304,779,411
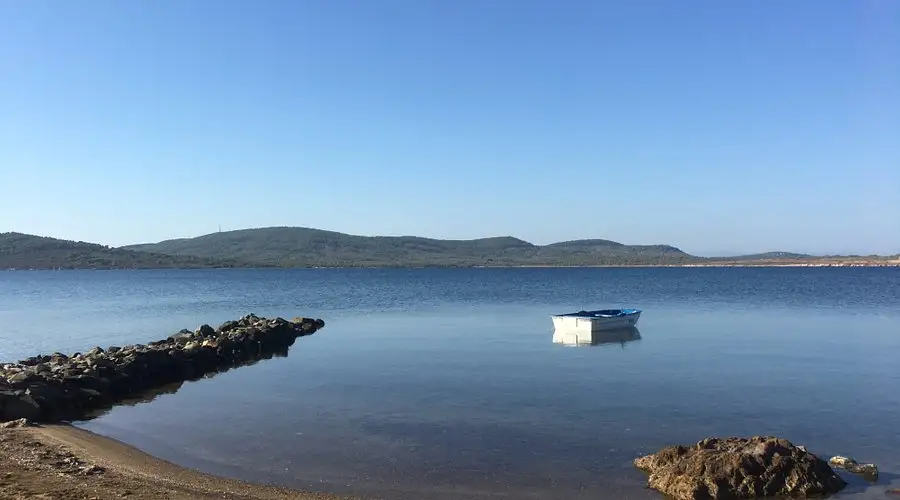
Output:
0,314,325,423
633,436,847,499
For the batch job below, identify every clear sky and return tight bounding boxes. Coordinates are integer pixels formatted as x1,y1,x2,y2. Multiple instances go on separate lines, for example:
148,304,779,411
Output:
2,1,898,256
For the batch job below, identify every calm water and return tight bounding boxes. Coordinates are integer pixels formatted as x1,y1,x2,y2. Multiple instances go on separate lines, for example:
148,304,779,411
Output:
1,268,899,499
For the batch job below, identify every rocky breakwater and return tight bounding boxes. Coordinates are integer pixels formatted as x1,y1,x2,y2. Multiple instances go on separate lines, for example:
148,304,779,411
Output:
0,314,325,423
634,436,847,499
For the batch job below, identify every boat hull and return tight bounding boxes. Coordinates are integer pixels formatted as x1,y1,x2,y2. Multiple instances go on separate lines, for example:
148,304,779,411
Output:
550,308,641,335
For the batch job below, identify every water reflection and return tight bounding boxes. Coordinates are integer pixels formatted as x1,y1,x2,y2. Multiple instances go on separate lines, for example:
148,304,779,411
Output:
76,346,290,421
552,326,642,347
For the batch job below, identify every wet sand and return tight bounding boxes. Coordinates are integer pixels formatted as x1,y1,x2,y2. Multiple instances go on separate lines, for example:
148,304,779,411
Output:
0,421,366,500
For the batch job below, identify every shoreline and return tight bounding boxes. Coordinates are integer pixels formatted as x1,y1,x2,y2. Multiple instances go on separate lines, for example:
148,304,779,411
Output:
4,260,899,271
1,421,358,500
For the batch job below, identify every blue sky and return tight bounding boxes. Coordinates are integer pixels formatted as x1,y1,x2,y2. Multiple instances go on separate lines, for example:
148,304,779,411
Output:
1,1,898,256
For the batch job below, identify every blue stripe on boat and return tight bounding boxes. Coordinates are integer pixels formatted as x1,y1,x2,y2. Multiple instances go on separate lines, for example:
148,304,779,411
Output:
554,308,641,318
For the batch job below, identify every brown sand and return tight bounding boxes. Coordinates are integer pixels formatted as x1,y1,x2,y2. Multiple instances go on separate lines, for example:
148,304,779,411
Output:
0,421,365,500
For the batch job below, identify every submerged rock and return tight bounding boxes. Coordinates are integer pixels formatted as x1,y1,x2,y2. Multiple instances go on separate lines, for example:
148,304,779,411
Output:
633,436,847,499
0,314,325,423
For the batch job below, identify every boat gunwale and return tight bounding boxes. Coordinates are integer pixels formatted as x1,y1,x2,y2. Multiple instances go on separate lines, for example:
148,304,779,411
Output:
551,308,642,319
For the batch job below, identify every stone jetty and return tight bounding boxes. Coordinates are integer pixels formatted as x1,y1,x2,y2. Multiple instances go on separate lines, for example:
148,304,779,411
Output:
634,436,848,499
0,313,325,423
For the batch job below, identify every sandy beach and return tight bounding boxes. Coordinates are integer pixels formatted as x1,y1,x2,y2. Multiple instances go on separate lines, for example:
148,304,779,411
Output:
0,421,361,500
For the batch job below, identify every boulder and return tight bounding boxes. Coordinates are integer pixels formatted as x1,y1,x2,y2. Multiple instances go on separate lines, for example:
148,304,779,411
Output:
196,324,215,337
216,320,240,333
633,436,847,499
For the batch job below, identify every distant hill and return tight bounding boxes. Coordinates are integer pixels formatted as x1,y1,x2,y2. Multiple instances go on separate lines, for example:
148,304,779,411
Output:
6,228,894,270
123,226,697,267
708,251,813,261
0,232,242,270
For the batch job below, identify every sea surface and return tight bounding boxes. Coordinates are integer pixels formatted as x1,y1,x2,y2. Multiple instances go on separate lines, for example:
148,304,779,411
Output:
1,268,899,499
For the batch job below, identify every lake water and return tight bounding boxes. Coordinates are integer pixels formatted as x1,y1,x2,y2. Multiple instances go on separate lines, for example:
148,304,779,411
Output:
1,268,899,499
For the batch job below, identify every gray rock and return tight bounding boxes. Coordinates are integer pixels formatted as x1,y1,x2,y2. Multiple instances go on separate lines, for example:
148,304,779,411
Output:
107,346,121,354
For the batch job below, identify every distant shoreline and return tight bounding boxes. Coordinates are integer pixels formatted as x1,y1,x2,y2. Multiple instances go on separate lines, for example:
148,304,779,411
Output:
6,229,898,272
4,260,899,271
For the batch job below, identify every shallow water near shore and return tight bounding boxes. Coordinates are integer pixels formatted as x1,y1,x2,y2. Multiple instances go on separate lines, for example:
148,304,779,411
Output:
2,267,899,499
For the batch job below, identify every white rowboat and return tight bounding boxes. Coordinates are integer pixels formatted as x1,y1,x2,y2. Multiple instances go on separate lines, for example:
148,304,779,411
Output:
550,308,642,335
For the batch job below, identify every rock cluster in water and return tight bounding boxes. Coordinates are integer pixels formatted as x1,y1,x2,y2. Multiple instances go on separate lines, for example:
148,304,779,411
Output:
633,436,847,499
0,314,324,423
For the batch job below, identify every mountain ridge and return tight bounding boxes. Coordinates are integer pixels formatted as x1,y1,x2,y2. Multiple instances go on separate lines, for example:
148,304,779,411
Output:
0,232,248,269
3,228,897,270
121,226,696,267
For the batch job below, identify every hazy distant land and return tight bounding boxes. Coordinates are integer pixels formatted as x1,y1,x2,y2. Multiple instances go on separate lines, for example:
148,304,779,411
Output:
2,228,897,270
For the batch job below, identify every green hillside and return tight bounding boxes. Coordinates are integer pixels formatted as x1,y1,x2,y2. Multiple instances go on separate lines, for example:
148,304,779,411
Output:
123,226,697,267
8,228,891,270
708,251,812,261
0,232,243,270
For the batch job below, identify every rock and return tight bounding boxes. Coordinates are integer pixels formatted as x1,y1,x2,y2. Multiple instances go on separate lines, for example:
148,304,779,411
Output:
829,455,856,468
829,455,879,481
7,371,35,384
633,436,847,499
850,463,878,481
196,324,215,337
170,333,193,345
80,464,105,475
183,342,201,352
0,418,33,428
216,320,240,333
107,346,121,354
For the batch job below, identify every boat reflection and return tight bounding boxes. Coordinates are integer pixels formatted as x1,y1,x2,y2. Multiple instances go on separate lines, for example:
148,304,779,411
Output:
552,326,642,347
